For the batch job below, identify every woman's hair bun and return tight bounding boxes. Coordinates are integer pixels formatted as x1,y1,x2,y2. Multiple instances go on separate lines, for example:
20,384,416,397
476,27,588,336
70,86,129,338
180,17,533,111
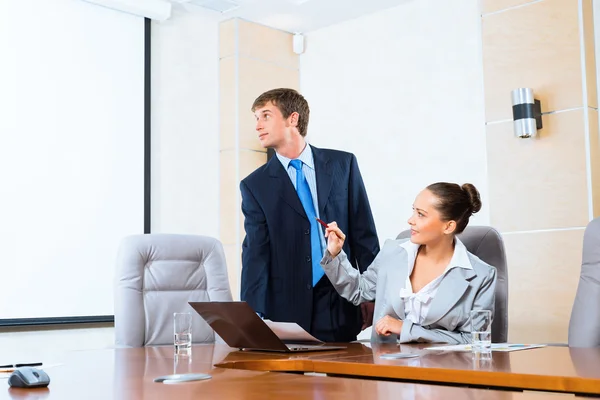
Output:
461,183,482,214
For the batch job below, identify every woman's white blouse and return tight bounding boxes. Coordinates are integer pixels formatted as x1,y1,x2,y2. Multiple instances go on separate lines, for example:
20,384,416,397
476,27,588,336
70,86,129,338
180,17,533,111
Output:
399,238,473,325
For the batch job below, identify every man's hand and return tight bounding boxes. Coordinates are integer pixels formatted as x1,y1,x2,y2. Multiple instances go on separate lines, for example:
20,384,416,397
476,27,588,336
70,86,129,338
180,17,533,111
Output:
374,315,403,336
360,302,375,330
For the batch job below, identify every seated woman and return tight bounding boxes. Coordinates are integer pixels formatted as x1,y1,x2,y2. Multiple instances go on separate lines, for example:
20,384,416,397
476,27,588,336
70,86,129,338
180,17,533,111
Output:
321,182,497,344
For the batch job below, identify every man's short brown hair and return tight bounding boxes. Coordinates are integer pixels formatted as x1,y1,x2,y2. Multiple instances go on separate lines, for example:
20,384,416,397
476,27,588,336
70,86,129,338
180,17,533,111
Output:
251,88,310,137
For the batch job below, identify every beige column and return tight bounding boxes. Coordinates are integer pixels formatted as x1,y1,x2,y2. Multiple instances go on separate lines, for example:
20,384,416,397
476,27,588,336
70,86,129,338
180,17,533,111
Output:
481,0,599,342
219,19,299,300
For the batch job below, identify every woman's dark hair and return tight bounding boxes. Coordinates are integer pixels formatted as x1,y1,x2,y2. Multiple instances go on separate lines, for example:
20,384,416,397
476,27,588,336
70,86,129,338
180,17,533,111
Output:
426,182,482,234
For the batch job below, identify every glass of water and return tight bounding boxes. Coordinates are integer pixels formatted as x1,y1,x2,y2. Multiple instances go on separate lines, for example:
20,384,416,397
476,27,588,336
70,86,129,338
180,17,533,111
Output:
174,312,192,354
470,309,492,351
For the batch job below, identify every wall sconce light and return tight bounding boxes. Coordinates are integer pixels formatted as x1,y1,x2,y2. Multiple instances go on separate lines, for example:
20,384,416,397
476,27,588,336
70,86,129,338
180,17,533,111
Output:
511,88,542,138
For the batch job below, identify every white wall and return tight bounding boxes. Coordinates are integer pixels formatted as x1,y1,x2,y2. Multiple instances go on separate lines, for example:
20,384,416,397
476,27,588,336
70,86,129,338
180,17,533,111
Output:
300,0,489,242
151,9,221,237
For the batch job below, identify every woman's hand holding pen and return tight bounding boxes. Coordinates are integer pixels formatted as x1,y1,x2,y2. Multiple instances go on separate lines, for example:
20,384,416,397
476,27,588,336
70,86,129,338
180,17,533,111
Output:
324,221,345,258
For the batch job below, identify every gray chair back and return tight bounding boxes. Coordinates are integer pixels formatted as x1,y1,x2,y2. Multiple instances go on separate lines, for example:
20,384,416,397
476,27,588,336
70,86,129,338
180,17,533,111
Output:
569,217,600,347
397,226,508,343
114,234,233,347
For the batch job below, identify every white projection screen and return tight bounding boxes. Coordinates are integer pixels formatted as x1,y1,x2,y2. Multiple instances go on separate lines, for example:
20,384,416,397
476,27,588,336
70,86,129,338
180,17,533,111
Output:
0,0,145,322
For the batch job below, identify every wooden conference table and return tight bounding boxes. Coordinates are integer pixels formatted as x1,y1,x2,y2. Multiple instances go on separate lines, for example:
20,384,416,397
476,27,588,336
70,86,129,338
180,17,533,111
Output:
217,342,600,395
3,342,599,399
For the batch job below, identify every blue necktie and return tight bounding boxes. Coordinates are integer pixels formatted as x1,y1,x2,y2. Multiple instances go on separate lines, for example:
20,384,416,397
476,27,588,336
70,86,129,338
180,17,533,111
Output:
289,159,324,286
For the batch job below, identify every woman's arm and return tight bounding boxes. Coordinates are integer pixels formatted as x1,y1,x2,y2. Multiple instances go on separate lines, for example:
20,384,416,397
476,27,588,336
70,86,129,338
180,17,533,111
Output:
320,247,381,305
320,223,393,305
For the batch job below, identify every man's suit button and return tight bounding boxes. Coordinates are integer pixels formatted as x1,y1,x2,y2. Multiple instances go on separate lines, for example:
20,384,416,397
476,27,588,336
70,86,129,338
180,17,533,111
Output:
304,229,310,235
306,284,312,290
306,256,311,262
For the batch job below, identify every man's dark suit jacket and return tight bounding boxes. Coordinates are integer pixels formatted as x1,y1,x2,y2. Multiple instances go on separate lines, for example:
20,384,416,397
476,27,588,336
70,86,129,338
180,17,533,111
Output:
239,145,380,339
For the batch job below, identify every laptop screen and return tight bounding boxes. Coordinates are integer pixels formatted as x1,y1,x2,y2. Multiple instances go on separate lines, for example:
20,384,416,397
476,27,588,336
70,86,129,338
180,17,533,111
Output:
188,301,289,351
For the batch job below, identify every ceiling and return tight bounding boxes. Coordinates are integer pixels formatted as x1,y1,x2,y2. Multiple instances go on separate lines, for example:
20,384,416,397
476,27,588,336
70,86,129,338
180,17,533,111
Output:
174,0,412,33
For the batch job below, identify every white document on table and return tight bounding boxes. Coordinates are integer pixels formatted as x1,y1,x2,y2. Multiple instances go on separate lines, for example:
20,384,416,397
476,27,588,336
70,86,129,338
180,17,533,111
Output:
263,320,323,343
425,343,546,352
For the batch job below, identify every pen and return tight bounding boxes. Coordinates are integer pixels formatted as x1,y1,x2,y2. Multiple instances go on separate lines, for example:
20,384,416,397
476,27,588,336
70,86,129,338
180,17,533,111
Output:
0,362,43,369
315,217,329,229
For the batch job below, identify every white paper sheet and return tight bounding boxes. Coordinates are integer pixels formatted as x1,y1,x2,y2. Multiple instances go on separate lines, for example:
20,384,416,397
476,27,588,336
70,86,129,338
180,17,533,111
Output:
263,320,323,343
424,343,546,352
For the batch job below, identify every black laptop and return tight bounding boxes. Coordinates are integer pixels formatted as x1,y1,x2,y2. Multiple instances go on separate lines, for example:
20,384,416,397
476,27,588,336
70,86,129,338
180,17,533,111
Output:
188,301,346,353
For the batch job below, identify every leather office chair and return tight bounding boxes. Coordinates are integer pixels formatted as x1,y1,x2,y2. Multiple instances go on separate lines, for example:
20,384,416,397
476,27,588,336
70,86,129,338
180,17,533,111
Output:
114,234,233,347
568,217,600,347
397,226,509,343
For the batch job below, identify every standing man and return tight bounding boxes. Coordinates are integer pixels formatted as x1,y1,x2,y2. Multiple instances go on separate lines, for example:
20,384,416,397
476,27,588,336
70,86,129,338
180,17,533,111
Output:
239,88,380,342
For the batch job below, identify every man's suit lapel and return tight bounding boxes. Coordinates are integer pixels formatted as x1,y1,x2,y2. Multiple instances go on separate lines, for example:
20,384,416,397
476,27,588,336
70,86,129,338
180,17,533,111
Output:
266,156,307,219
311,146,333,218
423,268,476,326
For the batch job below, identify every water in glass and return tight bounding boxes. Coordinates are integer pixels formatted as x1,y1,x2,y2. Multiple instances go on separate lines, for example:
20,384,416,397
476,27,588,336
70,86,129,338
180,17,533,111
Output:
471,331,492,350
175,333,192,351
